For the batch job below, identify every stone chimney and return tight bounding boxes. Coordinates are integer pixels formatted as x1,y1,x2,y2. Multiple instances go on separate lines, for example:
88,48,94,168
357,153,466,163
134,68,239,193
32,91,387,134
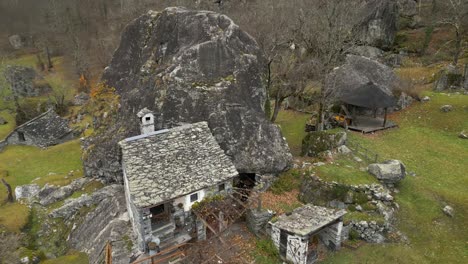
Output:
137,108,155,135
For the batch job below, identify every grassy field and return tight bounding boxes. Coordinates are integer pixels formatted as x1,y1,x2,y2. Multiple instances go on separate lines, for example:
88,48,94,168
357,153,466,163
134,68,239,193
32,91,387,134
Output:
0,140,83,232
316,156,379,185
322,92,468,263
40,252,89,264
0,109,15,139
275,110,310,156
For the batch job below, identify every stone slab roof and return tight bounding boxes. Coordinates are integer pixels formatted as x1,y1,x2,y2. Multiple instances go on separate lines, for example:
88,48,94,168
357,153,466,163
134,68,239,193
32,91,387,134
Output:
15,109,73,145
272,204,346,236
119,122,238,208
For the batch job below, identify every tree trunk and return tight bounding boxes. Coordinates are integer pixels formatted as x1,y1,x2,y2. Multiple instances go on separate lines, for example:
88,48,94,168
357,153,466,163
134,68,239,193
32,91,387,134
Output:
453,29,461,66
316,101,325,132
271,96,284,123
1,179,14,203
46,46,53,69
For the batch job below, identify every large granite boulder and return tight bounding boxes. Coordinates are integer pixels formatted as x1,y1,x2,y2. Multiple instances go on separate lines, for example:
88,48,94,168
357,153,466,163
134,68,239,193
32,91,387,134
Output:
328,55,404,112
353,0,398,49
368,160,406,184
83,7,292,182
397,0,418,17
8,35,23,49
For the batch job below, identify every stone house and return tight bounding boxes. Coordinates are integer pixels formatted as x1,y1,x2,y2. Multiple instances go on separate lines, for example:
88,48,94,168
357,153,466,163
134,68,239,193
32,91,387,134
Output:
270,204,346,264
0,109,74,150
119,110,238,252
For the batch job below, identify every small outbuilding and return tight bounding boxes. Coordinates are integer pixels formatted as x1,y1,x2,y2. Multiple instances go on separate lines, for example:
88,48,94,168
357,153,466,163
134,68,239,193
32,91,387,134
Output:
119,112,239,252
1,109,74,148
270,204,346,264
337,81,398,132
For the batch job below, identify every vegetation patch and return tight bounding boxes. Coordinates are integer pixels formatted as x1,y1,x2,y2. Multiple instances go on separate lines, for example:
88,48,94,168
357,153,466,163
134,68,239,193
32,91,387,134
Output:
316,156,377,185
40,251,89,264
0,202,29,232
274,110,310,155
0,110,15,139
252,238,281,264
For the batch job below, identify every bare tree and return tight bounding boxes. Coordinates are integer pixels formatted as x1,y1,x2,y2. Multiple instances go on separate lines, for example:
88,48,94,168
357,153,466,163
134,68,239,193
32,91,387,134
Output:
292,0,359,131
1,178,14,203
435,0,468,66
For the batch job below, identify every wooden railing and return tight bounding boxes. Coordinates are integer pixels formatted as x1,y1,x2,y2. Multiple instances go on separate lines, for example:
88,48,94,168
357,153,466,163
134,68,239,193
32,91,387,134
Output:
347,140,380,163
130,242,187,264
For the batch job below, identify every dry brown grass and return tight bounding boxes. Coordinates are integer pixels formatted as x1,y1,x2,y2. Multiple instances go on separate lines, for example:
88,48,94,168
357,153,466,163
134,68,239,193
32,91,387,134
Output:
260,189,303,215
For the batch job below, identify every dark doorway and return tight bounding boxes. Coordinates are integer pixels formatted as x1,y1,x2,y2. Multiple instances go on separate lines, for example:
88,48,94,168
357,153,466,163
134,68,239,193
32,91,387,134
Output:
279,230,288,258
150,203,170,229
18,132,25,142
235,173,256,189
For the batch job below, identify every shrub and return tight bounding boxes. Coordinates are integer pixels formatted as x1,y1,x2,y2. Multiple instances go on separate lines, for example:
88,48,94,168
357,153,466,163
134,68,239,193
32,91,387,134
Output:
349,229,360,240
270,169,301,194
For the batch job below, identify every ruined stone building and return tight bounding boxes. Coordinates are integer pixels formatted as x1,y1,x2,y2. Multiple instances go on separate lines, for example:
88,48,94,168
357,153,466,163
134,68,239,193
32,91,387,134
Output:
270,204,346,264
0,109,74,149
119,109,238,252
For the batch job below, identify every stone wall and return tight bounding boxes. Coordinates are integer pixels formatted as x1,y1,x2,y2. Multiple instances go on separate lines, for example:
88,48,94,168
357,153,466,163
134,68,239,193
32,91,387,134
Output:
246,209,273,236
318,220,343,251
286,234,308,264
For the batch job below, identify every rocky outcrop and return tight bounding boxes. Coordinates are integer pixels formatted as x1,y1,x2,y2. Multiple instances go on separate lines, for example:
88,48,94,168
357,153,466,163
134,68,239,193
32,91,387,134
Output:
348,45,384,60
83,7,292,182
4,66,37,97
354,0,398,49
434,65,463,91
368,160,406,185
15,184,40,201
39,178,90,206
397,0,417,17
66,185,132,264
301,131,347,157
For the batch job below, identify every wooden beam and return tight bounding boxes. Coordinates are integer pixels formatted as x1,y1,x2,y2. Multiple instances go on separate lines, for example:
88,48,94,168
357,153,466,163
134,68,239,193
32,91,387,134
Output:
383,108,388,127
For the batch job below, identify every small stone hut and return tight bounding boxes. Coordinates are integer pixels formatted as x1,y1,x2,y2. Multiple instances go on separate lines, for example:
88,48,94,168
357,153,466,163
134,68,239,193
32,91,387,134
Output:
119,113,238,252
270,204,346,264
1,109,73,149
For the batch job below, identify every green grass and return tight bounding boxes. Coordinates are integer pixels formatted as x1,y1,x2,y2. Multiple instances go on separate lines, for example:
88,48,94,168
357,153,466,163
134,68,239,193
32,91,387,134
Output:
0,109,15,139
316,156,378,185
0,140,83,231
322,92,468,263
275,110,310,155
252,238,281,264
40,251,89,264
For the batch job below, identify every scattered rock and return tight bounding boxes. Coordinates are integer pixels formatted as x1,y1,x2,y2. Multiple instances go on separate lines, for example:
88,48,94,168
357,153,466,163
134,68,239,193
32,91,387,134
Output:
408,171,417,177
421,96,430,102
396,92,414,110
440,105,453,112
459,131,468,139
0,116,7,125
15,184,40,201
368,160,406,184
353,156,363,163
73,92,90,106
328,200,347,209
355,205,363,212
337,145,352,155
443,205,454,217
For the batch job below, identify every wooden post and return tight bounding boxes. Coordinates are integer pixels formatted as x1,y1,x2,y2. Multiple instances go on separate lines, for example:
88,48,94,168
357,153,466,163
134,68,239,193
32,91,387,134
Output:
105,241,112,264
383,108,388,127
1,179,14,203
